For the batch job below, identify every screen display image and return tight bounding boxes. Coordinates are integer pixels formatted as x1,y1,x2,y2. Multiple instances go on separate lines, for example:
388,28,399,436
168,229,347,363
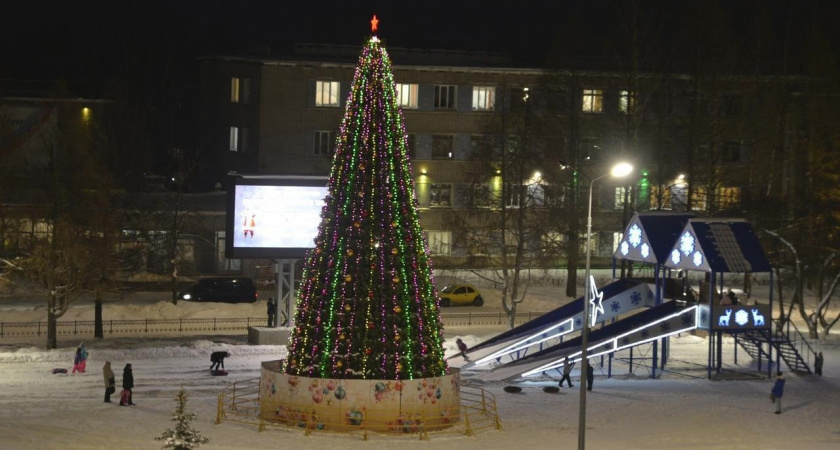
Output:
226,177,328,259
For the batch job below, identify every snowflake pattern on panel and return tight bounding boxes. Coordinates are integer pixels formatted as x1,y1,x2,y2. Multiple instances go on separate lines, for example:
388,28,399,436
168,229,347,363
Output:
641,243,650,258
611,301,621,313
671,249,681,265
631,292,642,305
628,224,642,248
681,313,695,326
620,241,630,256
680,232,695,256
693,251,703,267
735,310,750,326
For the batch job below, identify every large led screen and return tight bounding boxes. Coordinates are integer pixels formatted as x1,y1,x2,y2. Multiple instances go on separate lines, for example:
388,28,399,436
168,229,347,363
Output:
226,176,328,259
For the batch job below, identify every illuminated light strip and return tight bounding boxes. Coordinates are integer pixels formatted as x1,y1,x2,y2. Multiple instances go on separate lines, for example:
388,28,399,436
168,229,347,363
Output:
473,318,576,366
520,306,699,377
589,275,605,327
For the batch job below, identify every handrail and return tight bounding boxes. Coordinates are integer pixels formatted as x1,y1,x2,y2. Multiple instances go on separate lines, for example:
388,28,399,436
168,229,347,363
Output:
773,318,816,367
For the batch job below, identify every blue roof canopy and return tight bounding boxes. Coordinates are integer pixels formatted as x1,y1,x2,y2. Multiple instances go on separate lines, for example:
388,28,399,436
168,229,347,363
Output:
663,219,771,273
614,212,696,264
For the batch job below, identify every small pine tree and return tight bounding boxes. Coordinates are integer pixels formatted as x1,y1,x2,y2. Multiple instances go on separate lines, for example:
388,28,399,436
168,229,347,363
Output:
155,388,209,450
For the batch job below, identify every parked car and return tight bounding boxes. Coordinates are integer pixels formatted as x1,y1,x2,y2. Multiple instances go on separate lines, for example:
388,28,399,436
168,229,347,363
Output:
439,283,484,307
179,277,258,303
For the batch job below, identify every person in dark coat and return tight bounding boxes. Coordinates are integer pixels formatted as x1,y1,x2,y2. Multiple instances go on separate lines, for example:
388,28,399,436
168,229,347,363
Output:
815,352,824,376
120,363,135,406
102,361,115,403
586,363,595,391
771,372,785,414
210,351,230,371
455,338,469,360
558,356,574,388
267,297,276,327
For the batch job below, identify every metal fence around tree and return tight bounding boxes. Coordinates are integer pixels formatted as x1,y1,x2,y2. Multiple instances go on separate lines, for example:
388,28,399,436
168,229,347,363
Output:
0,311,547,343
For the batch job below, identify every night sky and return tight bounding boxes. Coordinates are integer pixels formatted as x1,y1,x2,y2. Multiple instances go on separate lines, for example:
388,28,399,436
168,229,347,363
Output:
1,1,836,83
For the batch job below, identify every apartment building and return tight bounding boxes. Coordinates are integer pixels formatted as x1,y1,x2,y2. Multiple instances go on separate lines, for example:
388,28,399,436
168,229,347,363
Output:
198,43,806,270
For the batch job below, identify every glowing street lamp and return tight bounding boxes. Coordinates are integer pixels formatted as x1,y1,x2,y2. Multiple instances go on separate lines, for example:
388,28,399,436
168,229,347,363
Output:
562,161,633,450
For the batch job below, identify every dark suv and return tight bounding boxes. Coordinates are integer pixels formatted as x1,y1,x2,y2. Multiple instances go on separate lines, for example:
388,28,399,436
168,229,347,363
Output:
179,277,258,303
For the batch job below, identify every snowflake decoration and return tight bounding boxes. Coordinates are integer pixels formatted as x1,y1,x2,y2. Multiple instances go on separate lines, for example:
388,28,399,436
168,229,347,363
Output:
620,241,630,256
559,324,566,332
660,322,672,332
641,243,650,258
680,232,695,256
735,309,750,326
611,301,621,313
693,251,703,267
628,224,642,248
700,310,708,323
631,291,642,305
575,317,582,328
670,249,681,265
681,313,695,326
647,291,654,301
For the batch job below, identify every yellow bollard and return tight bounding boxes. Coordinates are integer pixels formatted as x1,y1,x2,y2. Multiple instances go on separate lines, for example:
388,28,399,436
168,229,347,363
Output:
215,392,225,424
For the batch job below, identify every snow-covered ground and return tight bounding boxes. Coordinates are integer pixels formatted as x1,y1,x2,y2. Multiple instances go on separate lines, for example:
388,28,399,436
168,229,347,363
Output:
1,281,839,449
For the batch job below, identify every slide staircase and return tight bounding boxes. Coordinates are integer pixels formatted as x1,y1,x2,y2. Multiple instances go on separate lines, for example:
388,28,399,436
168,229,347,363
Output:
734,318,814,374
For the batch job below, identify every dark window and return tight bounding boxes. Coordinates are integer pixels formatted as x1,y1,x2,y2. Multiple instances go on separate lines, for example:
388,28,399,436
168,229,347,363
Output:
434,85,456,109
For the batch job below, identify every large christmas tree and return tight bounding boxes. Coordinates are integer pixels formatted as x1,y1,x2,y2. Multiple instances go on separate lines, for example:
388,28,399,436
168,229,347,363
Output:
284,27,447,381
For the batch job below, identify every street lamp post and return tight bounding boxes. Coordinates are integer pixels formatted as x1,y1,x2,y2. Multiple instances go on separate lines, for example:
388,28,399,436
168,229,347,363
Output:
564,162,633,450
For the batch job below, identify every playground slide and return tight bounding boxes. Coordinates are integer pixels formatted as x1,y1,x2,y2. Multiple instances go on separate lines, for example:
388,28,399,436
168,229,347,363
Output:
450,279,655,368
465,300,701,382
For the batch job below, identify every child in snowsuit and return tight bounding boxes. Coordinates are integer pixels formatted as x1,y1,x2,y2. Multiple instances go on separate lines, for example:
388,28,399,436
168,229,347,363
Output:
103,361,115,403
586,363,595,391
78,343,89,372
72,348,84,373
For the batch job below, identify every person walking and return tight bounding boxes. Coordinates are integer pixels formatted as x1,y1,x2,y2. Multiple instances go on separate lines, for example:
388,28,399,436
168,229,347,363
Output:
586,363,595,391
267,297,276,327
102,361,116,403
120,363,135,406
558,356,574,388
210,351,230,371
771,372,785,414
456,338,469,360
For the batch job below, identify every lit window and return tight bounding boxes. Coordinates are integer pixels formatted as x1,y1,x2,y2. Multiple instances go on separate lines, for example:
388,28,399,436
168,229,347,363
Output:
229,126,239,151
650,186,673,210
434,85,456,109
396,83,418,109
614,186,627,209
717,186,740,210
230,126,249,152
691,187,708,211
425,230,452,255
430,183,452,207
472,86,495,111
316,81,341,107
231,78,240,103
619,90,636,113
432,135,454,159
582,89,603,113
231,77,251,103
313,130,335,156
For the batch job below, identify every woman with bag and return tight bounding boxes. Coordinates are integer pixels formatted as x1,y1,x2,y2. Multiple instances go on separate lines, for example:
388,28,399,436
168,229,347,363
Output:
120,363,135,406
102,361,115,403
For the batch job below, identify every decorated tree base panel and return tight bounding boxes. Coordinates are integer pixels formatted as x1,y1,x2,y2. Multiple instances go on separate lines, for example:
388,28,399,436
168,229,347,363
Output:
260,361,461,433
